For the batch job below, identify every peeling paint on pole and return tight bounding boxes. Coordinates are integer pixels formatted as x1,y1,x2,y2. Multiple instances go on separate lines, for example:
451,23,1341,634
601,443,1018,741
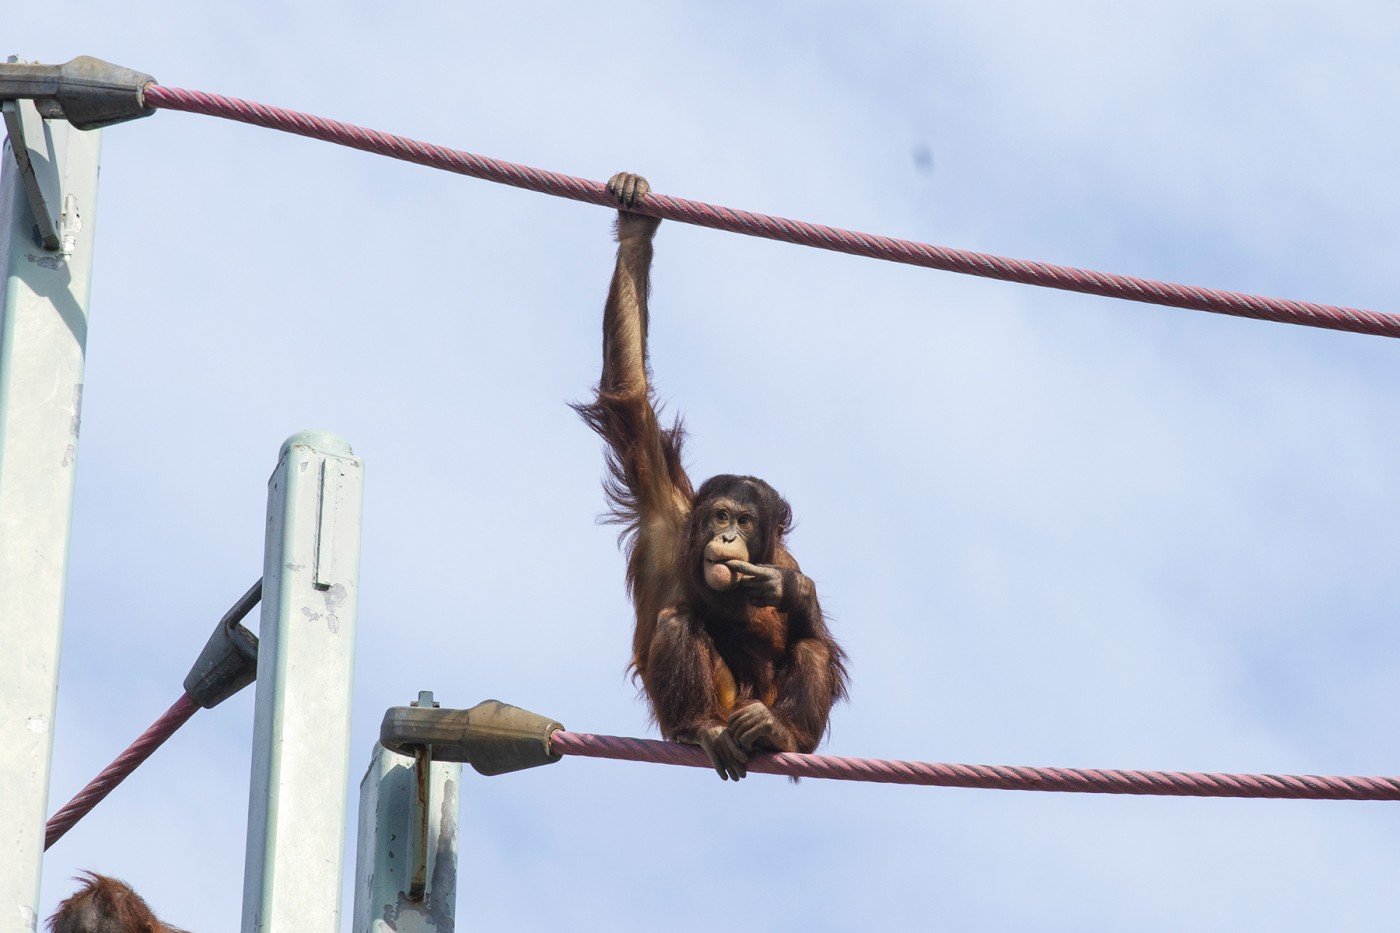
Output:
353,740,460,933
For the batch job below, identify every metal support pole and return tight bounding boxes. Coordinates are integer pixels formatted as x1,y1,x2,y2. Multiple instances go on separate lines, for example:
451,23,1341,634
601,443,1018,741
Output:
0,99,100,933
242,431,364,933
353,706,461,932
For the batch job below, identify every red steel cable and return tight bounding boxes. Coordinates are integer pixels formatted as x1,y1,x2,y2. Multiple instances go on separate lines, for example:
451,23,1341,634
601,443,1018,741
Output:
44,693,200,849
549,732,1400,801
142,84,1400,340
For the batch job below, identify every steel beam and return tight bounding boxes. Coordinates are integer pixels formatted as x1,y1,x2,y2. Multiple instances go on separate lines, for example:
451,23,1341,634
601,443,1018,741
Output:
353,722,461,933
0,99,100,933
242,431,364,933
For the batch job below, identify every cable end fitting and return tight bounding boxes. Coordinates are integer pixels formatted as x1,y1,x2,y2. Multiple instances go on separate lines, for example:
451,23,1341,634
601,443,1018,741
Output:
182,580,262,709
1,56,156,129
380,699,563,776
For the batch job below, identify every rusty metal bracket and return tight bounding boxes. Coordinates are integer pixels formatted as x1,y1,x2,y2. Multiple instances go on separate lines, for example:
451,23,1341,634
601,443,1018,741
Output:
379,698,563,777
0,56,156,130
407,690,437,902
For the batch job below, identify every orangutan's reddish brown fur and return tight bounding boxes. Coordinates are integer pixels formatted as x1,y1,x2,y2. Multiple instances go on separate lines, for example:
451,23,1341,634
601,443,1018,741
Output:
48,873,189,933
573,173,848,781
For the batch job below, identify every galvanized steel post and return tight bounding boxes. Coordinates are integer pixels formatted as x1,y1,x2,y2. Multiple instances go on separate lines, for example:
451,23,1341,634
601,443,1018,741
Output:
0,99,100,932
352,733,461,932
242,431,364,933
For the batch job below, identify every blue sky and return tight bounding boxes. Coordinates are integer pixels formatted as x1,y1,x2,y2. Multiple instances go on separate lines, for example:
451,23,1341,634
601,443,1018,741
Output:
14,2,1400,930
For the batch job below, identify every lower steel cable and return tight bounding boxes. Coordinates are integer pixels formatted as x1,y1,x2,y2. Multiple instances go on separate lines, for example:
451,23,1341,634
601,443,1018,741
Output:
549,731,1400,801
44,693,200,849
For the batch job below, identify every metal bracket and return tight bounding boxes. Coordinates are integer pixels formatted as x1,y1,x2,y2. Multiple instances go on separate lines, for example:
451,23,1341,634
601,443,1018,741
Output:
0,56,156,130
182,580,262,708
379,698,563,776
3,97,59,250
407,690,438,902
1,55,151,252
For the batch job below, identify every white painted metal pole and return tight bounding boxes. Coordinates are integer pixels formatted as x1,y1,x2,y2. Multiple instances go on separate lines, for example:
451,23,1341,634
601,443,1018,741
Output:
353,729,461,933
0,101,100,933
242,431,364,933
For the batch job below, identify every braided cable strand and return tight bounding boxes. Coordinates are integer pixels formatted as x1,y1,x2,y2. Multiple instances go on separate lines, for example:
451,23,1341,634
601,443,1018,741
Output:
549,732,1400,801
142,84,1400,339
44,693,200,849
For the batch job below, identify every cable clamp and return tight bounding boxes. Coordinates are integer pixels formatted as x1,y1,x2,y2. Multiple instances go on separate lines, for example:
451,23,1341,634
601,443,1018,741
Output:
379,698,563,776
183,580,262,709
0,56,156,130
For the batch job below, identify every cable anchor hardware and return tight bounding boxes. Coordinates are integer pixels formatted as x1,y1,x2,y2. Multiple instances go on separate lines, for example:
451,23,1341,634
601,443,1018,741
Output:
379,698,563,776
183,579,262,708
0,56,157,130
3,56,156,249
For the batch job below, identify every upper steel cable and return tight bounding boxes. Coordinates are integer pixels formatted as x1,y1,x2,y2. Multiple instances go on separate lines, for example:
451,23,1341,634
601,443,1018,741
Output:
140,85,1400,340
550,731,1400,801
